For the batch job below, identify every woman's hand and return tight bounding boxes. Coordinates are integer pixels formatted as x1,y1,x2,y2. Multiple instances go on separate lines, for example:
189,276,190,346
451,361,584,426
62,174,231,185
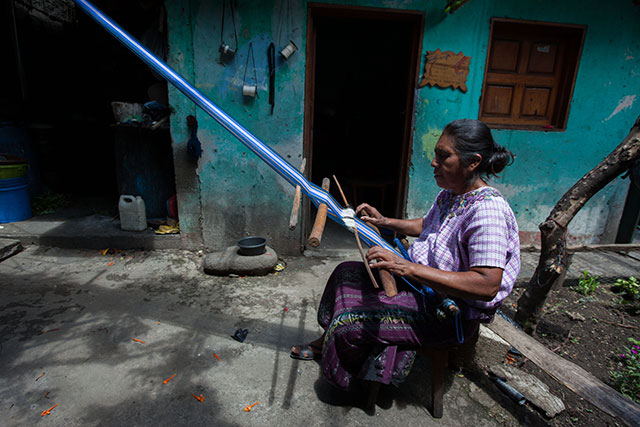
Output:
355,203,388,228
366,246,414,277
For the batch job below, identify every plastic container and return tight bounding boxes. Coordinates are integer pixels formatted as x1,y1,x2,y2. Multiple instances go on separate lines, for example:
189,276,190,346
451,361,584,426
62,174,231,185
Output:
0,175,32,223
0,154,28,179
119,195,147,231
237,236,267,256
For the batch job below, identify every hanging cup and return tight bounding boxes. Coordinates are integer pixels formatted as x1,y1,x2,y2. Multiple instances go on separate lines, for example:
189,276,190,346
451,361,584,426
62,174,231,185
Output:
219,43,236,57
280,40,298,59
242,84,258,98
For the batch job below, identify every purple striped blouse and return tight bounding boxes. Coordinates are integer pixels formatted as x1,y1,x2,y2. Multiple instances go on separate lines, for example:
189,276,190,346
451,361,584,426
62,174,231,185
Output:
407,187,520,321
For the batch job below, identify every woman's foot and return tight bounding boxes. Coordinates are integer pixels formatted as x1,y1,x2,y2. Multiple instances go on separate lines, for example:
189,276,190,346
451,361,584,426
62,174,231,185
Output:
290,338,323,360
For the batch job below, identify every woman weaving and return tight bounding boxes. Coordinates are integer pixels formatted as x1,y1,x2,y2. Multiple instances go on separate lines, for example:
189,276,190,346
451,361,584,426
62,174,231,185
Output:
291,119,520,390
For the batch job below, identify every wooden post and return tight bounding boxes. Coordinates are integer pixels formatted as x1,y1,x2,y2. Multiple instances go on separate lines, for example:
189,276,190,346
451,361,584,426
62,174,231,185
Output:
288,158,306,230
308,178,330,247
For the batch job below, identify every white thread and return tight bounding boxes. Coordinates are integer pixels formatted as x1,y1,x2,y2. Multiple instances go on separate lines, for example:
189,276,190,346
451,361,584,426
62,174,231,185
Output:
341,208,356,231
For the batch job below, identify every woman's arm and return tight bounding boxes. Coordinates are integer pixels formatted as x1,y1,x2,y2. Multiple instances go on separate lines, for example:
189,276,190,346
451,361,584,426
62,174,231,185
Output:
365,246,502,301
355,203,423,237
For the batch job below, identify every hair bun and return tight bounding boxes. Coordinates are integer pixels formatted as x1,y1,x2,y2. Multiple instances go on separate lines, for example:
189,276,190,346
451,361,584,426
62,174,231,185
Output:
488,145,515,175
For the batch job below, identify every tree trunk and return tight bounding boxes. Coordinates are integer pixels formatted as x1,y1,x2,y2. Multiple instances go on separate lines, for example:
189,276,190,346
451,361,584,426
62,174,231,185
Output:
515,116,640,333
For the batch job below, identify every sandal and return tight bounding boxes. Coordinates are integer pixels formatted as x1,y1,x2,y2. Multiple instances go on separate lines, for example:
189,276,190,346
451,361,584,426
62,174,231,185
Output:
290,343,322,361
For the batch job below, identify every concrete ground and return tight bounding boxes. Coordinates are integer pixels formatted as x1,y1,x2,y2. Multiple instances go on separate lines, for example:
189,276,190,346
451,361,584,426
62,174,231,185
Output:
1,221,639,426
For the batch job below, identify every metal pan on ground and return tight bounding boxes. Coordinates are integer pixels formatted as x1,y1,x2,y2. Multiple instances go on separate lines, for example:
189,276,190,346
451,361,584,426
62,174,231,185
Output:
237,236,267,256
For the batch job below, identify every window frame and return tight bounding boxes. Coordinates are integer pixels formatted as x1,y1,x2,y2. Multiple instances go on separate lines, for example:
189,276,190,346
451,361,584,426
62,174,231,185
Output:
479,18,586,131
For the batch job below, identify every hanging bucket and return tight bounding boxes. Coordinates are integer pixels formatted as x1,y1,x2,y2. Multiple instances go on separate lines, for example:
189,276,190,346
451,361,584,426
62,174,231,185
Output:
0,175,32,223
242,84,258,98
219,43,236,57
280,40,298,59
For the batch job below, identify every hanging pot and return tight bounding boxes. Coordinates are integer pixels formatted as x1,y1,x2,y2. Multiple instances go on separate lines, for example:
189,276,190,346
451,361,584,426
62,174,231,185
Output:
242,42,258,99
219,43,236,57
280,40,298,59
242,84,258,98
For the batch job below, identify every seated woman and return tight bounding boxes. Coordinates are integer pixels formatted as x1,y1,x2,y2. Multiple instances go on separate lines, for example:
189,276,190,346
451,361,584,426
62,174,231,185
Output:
291,119,520,390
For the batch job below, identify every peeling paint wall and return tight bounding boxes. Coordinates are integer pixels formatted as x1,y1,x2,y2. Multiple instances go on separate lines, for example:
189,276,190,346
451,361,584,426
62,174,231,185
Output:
167,0,306,254
166,0,640,253
408,0,640,247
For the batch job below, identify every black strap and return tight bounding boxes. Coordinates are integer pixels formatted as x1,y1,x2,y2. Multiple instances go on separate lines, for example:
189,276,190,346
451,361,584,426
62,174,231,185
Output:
268,42,275,114
220,0,238,50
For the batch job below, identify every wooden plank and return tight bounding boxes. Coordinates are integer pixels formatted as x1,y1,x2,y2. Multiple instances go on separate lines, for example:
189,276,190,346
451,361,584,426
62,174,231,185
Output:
488,315,640,426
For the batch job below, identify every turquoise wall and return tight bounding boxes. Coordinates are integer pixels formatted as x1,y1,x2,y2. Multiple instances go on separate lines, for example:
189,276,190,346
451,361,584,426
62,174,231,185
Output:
166,0,640,253
167,0,307,252
409,0,640,246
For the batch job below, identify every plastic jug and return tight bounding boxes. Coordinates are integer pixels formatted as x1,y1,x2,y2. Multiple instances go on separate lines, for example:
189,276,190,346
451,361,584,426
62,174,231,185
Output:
119,195,147,231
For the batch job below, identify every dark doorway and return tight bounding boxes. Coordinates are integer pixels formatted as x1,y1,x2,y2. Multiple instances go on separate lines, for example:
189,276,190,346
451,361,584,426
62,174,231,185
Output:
304,5,423,250
1,0,175,221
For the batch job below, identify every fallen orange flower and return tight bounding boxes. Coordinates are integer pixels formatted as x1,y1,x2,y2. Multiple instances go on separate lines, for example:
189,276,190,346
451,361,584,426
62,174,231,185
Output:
244,401,259,412
132,338,145,343
163,374,176,384
192,393,204,402
213,353,221,361
41,404,58,416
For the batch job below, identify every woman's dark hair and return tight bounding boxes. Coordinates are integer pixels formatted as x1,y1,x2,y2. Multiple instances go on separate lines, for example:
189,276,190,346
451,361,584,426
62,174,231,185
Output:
442,119,515,181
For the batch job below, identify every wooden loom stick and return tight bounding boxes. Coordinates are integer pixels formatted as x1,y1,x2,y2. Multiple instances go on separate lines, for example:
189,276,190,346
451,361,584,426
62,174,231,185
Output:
288,158,306,230
332,175,397,296
308,178,331,247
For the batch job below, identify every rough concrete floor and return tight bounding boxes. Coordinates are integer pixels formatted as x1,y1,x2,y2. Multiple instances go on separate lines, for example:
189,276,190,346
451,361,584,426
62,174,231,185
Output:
0,246,526,426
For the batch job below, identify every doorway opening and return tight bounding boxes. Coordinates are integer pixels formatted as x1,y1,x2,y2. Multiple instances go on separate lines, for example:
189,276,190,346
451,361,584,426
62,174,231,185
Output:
304,5,423,251
1,0,176,228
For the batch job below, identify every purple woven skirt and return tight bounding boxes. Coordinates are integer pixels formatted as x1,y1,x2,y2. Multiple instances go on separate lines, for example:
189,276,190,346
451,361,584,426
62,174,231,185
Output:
317,261,478,389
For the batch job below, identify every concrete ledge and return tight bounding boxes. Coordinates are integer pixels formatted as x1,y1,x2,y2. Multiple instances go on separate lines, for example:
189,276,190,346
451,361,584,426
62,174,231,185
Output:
0,215,183,250
0,239,23,262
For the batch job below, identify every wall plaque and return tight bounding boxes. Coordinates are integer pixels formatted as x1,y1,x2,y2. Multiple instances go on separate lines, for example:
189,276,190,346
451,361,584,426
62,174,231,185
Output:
418,49,471,92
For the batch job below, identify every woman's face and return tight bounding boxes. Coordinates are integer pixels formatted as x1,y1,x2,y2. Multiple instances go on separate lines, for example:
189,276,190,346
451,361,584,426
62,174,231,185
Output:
431,134,478,194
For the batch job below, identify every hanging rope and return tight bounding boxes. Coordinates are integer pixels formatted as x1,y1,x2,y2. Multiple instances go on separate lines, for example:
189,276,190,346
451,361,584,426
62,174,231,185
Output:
242,42,258,97
219,0,238,60
275,0,292,48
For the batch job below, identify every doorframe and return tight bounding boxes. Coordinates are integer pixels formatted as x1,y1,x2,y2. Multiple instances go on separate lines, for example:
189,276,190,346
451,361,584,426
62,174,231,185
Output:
302,3,424,245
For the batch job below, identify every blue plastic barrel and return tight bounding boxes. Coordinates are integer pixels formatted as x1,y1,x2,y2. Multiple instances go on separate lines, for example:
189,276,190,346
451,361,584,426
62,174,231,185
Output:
0,175,32,223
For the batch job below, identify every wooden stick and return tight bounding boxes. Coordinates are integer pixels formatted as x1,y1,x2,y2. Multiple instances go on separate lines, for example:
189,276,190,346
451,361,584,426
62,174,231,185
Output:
599,319,639,329
331,175,399,295
308,178,330,247
332,174,349,208
288,158,306,230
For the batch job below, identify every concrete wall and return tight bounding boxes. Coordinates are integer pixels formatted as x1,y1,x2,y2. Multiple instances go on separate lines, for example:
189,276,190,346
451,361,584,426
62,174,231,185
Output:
166,0,640,253
167,0,306,254
408,0,640,247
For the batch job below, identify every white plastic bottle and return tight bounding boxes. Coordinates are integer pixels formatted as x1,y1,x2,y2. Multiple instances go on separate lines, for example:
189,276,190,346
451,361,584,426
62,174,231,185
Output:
119,195,147,231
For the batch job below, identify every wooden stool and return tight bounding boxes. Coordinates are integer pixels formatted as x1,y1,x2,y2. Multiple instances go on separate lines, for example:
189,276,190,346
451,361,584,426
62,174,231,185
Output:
366,330,479,418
